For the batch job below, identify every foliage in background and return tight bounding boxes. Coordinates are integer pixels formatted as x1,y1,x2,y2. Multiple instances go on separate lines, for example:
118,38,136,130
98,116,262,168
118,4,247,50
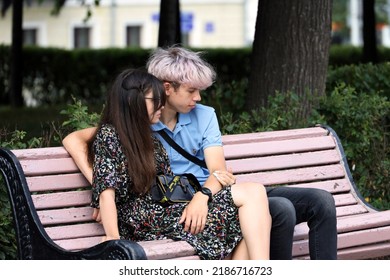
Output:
327,62,390,99
3,45,390,107
204,79,248,117
324,62,390,207
60,96,101,132
219,90,308,134
314,83,389,207
0,129,42,149
0,177,16,260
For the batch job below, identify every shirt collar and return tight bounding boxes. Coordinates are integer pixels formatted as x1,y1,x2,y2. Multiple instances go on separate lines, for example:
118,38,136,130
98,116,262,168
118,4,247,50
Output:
151,111,192,132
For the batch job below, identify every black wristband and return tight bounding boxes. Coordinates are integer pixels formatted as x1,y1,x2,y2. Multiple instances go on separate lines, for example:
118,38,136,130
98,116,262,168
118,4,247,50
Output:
200,187,212,203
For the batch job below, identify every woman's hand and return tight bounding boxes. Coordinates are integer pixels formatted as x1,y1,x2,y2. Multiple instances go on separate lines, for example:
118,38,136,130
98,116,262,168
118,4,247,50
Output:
179,193,209,235
213,169,236,187
101,235,120,242
93,208,102,223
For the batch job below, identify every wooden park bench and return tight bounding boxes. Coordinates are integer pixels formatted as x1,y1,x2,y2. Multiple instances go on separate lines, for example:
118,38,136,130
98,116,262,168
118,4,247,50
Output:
1,125,389,260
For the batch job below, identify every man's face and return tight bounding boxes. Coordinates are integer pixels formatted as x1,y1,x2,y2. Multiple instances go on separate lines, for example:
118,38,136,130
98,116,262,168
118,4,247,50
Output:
164,83,202,114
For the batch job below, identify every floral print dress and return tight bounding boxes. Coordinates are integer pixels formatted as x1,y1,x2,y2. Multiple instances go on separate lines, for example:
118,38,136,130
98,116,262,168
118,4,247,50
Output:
91,124,242,260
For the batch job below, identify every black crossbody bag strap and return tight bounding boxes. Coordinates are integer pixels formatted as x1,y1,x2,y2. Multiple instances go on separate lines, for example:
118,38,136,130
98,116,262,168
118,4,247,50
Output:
157,130,207,169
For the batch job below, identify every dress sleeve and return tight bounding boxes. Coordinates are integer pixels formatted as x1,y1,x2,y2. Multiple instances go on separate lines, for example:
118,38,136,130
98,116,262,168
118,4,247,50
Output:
91,125,127,208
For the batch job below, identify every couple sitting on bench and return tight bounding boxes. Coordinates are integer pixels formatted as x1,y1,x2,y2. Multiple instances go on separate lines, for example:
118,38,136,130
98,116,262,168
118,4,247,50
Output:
62,46,337,260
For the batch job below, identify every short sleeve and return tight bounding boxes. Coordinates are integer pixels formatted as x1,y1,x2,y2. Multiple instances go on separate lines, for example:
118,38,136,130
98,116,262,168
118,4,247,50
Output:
201,110,222,150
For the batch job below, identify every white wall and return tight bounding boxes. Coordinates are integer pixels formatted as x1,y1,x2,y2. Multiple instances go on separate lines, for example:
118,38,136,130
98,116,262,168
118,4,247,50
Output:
0,0,259,49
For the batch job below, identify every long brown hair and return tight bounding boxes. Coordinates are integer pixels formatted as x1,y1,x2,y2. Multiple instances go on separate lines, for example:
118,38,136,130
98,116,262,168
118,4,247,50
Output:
89,69,166,194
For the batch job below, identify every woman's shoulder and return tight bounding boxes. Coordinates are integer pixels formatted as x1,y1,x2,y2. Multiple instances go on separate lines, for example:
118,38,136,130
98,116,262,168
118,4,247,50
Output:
97,124,117,137
99,123,115,133
95,124,120,146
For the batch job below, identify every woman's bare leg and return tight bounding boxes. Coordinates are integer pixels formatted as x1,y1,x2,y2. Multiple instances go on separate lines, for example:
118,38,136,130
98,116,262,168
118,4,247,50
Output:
231,182,271,260
229,239,250,260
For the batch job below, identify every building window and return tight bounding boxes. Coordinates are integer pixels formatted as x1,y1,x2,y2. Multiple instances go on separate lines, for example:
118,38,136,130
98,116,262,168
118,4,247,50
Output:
74,27,90,49
126,26,141,47
23,28,37,46
182,33,190,47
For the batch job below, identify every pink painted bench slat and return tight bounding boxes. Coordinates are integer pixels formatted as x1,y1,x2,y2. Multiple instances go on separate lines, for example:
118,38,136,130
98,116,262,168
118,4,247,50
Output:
1,125,389,260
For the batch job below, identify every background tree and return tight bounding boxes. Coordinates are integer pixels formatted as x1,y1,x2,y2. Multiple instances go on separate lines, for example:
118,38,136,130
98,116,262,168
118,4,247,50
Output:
362,0,378,63
2,0,24,107
158,0,181,47
10,0,24,107
247,0,333,121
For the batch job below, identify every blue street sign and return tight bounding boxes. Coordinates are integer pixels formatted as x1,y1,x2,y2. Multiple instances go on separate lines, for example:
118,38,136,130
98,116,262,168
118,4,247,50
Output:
151,11,194,33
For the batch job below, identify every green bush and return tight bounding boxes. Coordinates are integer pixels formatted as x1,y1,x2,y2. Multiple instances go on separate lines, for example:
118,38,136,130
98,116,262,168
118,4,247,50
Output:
328,45,364,66
324,63,390,207
60,96,101,132
312,83,389,205
204,79,248,117
0,177,16,260
219,90,307,134
327,62,390,99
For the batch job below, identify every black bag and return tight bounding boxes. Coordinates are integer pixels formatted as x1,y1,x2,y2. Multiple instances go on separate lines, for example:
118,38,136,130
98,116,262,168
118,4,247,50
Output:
151,173,202,206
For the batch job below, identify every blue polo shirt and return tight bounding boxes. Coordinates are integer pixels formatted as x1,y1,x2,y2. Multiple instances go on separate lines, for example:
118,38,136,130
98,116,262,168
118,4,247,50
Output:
151,104,222,185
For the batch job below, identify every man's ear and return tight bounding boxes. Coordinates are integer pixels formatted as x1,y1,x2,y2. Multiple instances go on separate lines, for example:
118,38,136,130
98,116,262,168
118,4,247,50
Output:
163,82,172,95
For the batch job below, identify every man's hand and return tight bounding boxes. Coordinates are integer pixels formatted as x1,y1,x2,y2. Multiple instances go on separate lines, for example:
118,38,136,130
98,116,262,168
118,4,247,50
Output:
212,169,236,187
179,193,209,235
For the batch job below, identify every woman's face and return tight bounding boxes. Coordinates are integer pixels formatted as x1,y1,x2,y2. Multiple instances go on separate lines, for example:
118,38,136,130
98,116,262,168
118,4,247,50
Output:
144,90,163,124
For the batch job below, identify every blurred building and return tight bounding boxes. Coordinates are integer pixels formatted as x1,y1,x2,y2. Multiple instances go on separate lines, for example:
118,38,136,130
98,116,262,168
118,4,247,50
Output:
348,0,390,47
2,0,390,49
0,0,258,49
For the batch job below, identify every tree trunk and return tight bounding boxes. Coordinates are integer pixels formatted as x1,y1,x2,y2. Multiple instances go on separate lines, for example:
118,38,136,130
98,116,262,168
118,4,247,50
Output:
362,0,378,63
158,0,181,47
247,0,332,120
10,0,24,107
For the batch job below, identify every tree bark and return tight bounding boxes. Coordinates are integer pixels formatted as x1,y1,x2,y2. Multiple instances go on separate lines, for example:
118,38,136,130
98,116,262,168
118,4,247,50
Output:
158,0,182,47
362,0,378,63
10,0,24,107
247,0,332,120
